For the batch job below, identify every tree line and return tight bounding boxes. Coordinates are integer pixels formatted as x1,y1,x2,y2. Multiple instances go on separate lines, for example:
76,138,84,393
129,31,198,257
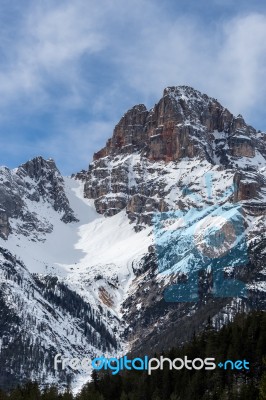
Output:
0,311,265,399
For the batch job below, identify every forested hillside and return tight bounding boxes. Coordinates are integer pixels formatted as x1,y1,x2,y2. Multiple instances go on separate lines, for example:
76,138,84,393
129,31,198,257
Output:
0,311,265,400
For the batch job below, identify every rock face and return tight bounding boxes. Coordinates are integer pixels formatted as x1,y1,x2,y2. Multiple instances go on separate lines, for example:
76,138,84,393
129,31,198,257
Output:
233,171,266,202
93,87,261,163
17,157,78,223
83,86,266,226
0,156,78,239
0,209,10,239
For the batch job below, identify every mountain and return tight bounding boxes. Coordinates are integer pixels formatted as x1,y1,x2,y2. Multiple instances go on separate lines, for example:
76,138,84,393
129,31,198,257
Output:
84,86,266,224
0,86,266,391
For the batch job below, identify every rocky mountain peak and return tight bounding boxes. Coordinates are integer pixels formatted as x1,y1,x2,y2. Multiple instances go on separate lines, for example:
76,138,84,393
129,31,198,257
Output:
0,156,78,239
93,86,262,164
82,86,266,226
17,156,58,181
163,85,209,102
16,156,78,223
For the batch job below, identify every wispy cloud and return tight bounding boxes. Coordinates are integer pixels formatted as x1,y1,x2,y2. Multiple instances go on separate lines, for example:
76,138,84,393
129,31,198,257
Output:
215,14,266,114
114,10,266,120
0,1,106,110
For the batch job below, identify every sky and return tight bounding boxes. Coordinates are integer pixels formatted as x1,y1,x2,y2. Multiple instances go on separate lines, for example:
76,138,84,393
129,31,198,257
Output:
0,0,266,174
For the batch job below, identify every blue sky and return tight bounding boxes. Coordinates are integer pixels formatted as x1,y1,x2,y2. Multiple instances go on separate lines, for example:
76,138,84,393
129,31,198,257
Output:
0,0,266,174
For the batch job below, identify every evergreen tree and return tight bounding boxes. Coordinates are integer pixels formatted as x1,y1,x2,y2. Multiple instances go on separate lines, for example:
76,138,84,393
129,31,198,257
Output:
120,390,129,400
0,390,7,400
259,372,266,399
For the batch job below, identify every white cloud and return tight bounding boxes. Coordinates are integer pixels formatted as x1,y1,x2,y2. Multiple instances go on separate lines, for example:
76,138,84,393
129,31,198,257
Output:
214,14,266,114
0,1,266,173
0,1,106,109
1,2,266,117
115,11,266,120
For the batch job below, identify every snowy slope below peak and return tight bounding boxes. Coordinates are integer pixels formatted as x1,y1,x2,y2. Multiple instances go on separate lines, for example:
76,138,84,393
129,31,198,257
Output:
0,177,152,316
